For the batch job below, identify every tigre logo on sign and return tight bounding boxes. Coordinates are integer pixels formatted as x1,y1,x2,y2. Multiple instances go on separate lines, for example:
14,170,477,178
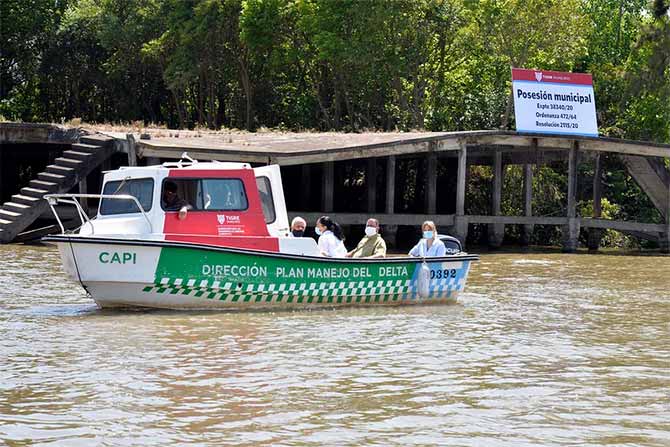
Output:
217,215,225,225
535,71,543,82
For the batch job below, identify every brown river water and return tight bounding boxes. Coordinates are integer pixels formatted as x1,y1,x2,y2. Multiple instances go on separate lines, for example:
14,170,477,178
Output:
1,244,669,446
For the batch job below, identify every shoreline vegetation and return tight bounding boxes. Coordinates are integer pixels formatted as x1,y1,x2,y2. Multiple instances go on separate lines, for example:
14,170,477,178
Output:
1,1,667,138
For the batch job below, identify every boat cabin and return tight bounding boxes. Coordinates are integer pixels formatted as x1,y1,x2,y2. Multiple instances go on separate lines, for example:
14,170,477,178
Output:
80,159,320,255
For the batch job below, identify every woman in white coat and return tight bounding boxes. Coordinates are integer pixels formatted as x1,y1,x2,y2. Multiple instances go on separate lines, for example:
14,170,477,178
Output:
409,220,447,257
315,215,347,258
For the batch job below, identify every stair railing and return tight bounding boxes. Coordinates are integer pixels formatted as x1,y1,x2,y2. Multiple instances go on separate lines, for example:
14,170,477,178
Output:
44,194,153,235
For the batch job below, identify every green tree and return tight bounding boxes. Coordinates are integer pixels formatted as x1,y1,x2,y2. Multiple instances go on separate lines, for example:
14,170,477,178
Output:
471,0,589,128
0,0,69,120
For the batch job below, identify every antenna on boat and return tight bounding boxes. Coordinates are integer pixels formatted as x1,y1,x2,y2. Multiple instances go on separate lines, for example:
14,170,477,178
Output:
181,152,198,164
162,152,199,168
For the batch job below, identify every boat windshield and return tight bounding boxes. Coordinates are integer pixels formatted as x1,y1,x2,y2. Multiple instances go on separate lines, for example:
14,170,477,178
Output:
160,178,248,211
100,178,154,215
256,176,276,224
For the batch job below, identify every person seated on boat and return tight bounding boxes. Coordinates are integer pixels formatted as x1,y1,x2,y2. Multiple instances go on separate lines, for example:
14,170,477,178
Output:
315,215,347,258
290,216,307,237
409,220,447,257
345,218,386,258
162,181,191,220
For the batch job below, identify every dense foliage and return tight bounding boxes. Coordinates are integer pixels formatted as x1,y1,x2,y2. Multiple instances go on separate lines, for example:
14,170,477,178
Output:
1,0,670,247
2,0,668,138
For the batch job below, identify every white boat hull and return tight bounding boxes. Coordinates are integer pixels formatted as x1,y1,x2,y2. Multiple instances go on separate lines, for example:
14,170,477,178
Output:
48,236,477,310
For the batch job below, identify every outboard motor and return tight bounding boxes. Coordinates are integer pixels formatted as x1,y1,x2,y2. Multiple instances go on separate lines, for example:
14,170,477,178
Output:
437,234,462,254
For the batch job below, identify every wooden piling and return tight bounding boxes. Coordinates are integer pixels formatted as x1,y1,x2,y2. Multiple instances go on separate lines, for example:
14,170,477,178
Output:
588,153,603,251
488,148,504,248
563,141,580,252
385,156,396,214
78,177,89,215
453,141,468,244
126,134,138,167
521,138,536,246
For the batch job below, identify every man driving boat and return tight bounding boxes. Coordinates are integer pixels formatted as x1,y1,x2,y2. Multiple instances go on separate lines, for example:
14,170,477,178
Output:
162,181,191,220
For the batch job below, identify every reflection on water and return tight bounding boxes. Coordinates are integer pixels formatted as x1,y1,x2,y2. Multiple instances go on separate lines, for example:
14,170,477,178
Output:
1,244,669,446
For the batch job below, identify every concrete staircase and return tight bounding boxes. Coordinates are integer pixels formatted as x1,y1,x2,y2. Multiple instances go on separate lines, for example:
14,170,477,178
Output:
0,135,116,243
620,155,670,221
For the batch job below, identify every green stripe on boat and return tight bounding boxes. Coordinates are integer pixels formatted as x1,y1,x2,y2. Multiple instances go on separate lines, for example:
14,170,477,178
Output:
146,246,469,304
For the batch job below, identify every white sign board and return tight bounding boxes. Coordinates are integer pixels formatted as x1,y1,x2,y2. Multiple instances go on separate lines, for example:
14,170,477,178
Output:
512,68,598,137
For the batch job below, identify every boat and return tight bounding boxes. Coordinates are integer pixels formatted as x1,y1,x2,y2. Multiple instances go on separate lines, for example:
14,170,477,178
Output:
42,154,478,310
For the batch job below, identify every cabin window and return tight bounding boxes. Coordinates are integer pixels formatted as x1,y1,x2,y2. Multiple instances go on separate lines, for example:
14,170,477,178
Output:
161,178,248,211
256,176,276,224
100,178,154,215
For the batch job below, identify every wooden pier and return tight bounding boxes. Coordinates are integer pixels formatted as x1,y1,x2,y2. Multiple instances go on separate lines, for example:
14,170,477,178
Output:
2,123,670,251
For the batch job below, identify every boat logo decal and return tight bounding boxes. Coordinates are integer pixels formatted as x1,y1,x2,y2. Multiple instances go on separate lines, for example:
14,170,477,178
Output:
99,251,137,264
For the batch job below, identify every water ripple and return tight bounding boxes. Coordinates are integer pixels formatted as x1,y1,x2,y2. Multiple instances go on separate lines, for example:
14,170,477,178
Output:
1,246,670,445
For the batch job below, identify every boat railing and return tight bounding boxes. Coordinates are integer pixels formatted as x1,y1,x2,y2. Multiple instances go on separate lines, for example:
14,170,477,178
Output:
44,193,153,235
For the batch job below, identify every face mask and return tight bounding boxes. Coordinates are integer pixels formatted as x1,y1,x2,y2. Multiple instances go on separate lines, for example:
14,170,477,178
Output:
365,226,377,237
292,229,304,238
315,226,322,236
423,230,434,239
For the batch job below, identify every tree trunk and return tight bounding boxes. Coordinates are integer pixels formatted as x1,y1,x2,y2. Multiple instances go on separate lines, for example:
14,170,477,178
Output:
500,89,514,130
238,57,253,131
208,80,216,129
171,89,185,129
197,74,204,126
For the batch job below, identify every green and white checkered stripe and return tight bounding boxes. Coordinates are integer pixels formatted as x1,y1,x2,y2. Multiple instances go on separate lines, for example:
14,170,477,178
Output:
142,246,471,306
142,277,414,304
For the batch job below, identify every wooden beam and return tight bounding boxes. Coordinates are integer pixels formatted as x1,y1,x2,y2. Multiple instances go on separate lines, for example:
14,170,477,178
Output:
524,145,535,219
456,142,467,215
126,134,138,167
138,145,270,164
135,130,670,166
567,141,579,218
322,161,334,213
663,165,670,253
471,215,567,225
138,139,462,166
385,156,396,214
563,141,580,252
304,213,660,232
0,146,3,202
588,152,603,251
367,158,377,212
291,212,667,234
580,218,665,233
522,162,534,245
296,212,455,226
78,176,89,215
425,152,437,214
521,138,537,245
489,148,504,248
492,149,503,216
453,141,469,244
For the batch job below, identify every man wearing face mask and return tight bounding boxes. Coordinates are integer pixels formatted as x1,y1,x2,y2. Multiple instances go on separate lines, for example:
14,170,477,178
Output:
290,216,307,237
345,218,387,258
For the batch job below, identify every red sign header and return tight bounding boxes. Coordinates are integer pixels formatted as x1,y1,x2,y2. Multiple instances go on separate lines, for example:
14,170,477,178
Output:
512,68,593,86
